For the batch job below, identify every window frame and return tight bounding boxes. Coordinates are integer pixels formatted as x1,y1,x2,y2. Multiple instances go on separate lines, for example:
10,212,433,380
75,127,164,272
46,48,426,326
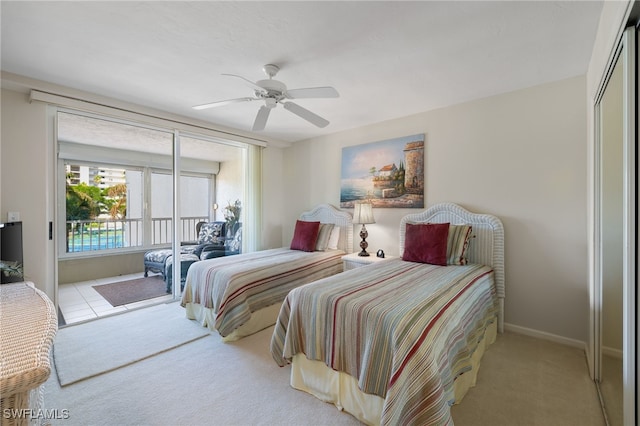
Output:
55,110,225,259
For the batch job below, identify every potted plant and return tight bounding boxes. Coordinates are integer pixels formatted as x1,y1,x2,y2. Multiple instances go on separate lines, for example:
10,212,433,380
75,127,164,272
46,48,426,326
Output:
223,199,241,237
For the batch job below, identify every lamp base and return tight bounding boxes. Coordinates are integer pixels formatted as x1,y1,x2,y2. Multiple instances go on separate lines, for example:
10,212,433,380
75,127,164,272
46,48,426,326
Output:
358,224,369,256
358,249,370,257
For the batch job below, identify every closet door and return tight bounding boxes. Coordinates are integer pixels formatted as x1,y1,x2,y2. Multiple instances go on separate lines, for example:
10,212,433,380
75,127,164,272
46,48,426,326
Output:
595,26,637,426
620,27,637,426
598,43,624,426
619,26,636,426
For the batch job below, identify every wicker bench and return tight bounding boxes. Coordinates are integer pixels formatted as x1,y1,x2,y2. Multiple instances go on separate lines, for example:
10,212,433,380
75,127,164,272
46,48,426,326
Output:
0,282,57,426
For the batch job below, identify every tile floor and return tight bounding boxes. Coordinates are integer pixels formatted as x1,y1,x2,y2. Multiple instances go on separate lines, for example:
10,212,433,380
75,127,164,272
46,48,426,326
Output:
58,272,175,325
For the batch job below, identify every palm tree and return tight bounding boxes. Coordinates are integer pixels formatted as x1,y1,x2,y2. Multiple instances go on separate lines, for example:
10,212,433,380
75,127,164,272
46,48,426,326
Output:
65,174,101,251
105,183,127,219
66,180,101,221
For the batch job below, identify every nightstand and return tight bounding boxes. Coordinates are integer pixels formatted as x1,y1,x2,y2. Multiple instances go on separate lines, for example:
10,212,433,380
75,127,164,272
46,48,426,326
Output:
342,252,395,271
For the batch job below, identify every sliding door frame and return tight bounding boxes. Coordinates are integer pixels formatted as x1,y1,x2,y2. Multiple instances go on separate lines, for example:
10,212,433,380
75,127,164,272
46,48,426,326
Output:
45,97,262,306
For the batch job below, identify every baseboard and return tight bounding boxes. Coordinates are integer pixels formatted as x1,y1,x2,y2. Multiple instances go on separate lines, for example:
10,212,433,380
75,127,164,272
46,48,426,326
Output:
602,345,623,359
504,322,587,351
58,306,66,327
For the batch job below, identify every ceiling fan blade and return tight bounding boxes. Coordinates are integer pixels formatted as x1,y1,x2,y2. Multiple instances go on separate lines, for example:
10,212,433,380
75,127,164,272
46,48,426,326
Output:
286,86,339,99
221,73,266,93
283,101,330,128
252,106,271,131
192,97,257,110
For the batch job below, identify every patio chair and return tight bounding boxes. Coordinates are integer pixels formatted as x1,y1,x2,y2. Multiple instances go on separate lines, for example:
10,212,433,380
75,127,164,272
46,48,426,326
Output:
143,221,227,285
200,223,242,259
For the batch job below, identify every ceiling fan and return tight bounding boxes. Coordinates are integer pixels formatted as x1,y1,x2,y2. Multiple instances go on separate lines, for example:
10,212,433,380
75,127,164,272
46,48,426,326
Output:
193,64,339,131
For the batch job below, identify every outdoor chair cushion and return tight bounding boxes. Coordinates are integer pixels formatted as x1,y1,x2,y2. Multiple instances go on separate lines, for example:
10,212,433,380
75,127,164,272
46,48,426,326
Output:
200,225,242,259
143,249,173,278
197,222,226,245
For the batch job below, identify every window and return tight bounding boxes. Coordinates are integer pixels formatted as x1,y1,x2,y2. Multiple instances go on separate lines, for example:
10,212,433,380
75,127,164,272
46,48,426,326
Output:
149,171,211,245
64,162,143,252
56,110,243,258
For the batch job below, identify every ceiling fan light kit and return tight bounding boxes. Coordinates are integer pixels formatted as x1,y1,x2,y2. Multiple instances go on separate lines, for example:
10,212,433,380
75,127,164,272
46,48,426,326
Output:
262,63,280,78
193,64,339,131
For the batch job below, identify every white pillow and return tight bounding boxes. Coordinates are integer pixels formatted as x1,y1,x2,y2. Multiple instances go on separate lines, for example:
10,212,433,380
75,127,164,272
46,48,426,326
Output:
315,223,335,251
326,226,341,250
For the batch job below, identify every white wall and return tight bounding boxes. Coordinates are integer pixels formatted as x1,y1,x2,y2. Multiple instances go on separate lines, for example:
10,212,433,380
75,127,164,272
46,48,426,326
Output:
215,148,244,223
260,146,286,250
1,89,56,297
283,76,589,343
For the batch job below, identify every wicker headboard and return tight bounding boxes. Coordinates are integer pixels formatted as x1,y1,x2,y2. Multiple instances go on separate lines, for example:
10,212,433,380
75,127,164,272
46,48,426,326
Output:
299,204,353,254
399,202,505,331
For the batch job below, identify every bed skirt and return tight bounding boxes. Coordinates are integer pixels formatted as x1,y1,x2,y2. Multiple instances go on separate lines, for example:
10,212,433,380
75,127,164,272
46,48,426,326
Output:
184,302,281,342
290,319,498,425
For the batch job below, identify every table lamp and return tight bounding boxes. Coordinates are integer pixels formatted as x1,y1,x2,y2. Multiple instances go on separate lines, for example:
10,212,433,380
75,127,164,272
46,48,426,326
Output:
353,202,375,256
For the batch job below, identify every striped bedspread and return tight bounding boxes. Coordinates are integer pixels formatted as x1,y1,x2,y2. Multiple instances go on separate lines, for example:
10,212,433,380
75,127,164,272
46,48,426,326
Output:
270,259,498,426
181,248,344,337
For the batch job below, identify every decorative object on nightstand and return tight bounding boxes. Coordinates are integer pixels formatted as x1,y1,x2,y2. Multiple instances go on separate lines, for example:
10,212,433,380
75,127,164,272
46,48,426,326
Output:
352,202,375,257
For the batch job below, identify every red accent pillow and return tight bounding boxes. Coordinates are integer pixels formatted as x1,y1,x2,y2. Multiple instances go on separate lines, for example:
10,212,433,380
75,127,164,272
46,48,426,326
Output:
402,222,450,265
290,220,321,252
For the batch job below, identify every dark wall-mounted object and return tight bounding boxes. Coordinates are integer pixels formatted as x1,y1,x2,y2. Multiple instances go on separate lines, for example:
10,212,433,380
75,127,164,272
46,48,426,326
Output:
1,221,24,283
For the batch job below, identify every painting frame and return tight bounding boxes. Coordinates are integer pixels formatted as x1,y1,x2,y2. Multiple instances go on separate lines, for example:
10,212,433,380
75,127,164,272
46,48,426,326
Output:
340,134,424,208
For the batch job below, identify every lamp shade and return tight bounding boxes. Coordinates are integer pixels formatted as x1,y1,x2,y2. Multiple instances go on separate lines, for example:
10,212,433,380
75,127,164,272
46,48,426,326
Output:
353,203,375,225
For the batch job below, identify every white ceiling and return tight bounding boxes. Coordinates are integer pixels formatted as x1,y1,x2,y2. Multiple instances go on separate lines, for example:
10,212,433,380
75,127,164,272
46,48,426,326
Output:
1,1,603,144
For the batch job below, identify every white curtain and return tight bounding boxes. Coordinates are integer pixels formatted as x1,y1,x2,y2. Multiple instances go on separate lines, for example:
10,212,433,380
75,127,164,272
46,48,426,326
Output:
244,144,263,252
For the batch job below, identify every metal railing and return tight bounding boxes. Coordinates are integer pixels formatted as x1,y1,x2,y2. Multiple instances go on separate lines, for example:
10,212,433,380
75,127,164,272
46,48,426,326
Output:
66,216,207,253
149,217,208,245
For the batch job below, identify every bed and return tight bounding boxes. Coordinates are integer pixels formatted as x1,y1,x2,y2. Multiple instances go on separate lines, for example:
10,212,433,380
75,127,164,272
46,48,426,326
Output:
270,203,504,425
181,203,353,342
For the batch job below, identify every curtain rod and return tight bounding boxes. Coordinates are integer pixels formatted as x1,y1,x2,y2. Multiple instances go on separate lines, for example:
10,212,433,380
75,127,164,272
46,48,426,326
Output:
29,89,269,147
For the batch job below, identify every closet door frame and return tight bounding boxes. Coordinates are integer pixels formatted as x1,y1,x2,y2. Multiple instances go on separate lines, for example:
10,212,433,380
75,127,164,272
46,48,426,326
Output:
592,25,637,426
620,26,636,426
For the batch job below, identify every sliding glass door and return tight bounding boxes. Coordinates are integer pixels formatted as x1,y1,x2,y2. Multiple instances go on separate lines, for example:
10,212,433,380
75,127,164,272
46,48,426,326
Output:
170,133,247,297
56,109,252,310
57,111,175,287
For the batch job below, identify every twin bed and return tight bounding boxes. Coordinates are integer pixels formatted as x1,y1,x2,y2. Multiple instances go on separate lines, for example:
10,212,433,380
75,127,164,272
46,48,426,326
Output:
181,203,353,341
270,203,504,425
181,202,504,425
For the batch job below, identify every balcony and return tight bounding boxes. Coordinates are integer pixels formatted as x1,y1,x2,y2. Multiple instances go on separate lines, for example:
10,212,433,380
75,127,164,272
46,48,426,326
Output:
66,216,207,253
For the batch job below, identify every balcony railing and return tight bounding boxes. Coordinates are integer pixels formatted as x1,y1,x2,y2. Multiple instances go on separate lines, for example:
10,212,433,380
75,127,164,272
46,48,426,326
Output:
149,217,208,245
66,216,207,253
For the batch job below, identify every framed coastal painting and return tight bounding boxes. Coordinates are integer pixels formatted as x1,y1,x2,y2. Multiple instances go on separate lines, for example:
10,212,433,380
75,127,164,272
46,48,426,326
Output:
340,134,424,208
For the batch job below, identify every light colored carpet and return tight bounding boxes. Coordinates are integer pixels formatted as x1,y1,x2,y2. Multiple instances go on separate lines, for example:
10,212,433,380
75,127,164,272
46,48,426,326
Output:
450,331,605,426
46,311,360,425
44,303,605,425
53,302,210,386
